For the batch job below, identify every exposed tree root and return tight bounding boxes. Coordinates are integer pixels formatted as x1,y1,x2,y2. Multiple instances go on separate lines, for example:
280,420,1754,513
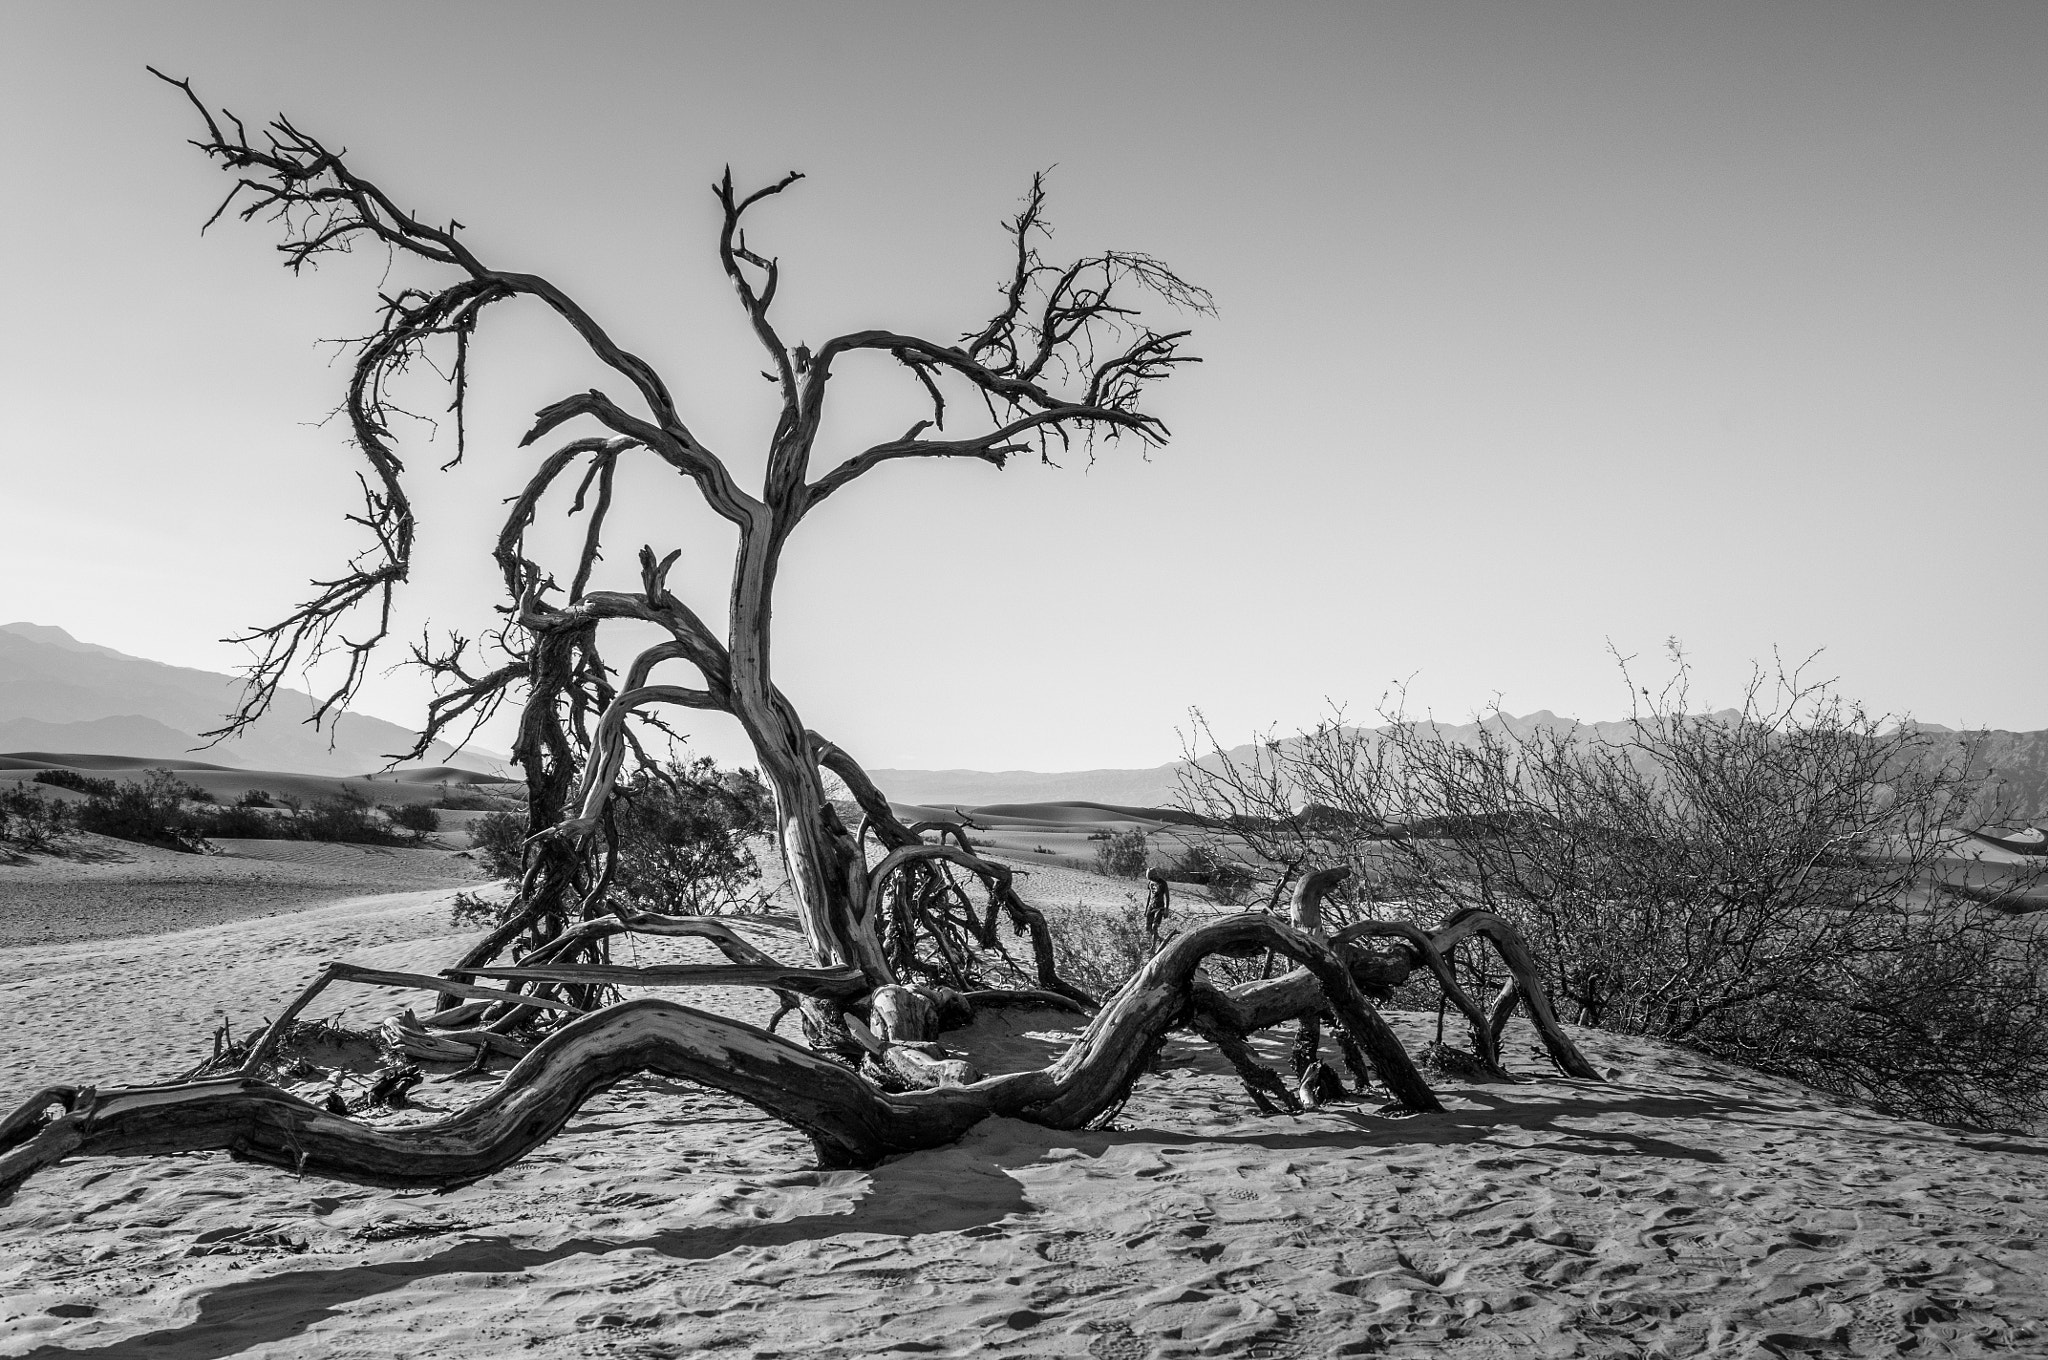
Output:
42,76,1624,1228
0,912,1600,1201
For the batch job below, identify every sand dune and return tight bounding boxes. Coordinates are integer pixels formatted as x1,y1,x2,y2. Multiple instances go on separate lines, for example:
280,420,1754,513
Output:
0,758,516,814
0,835,484,950
4,879,2047,1357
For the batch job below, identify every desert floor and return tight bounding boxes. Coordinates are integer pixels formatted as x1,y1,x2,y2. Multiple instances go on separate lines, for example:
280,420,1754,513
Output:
3,843,2048,1358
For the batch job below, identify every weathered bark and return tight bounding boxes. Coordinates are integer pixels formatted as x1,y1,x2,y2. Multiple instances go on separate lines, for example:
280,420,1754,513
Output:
150,74,1212,1036
34,85,1627,1216
1283,866,1357,1087
509,625,599,947
1387,908,1601,1080
452,962,869,1002
1289,865,1349,941
1328,919,1505,1075
859,838,1096,1008
1,915,1464,1199
234,964,582,1078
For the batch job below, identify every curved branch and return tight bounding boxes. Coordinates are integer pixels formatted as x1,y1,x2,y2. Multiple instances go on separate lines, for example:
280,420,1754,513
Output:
811,733,921,851
522,390,758,526
153,73,756,731
2,915,1430,1200
453,962,868,1002
0,1001,991,1194
1289,865,1352,940
714,168,804,404
1329,920,1504,1075
799,334,1173,512
495,438,636,597
553,683,730,844
1402,909,1600,1079
396,632,524,765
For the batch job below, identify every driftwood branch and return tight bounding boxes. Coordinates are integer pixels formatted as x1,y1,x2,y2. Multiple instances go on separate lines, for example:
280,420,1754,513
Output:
1,914,1504,1199
451,962,869,1002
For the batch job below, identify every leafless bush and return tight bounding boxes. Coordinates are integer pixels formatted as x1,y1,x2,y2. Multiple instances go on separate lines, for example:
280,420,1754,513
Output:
1161,843,1254,901
1037,897,1153,998
0,785,70,851
1180,651,2048,1128
1093,827,1150,879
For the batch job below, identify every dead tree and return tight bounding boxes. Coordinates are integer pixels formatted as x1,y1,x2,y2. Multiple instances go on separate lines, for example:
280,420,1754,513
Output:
1,904,1599,1194
0,74,1602,1204
145,69,1209,993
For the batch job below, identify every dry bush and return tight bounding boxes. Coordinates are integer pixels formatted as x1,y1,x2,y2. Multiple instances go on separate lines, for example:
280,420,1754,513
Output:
1165,843,1259,906
1093,827,1151,879
1036,897,1154,998
0,785,70,851
1181,652,2048,1128
385,803,442,842
470,810,527,880
607,758,774,916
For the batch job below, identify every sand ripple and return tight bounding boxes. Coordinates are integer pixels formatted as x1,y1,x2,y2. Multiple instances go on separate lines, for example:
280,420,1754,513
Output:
3,906,2047,1357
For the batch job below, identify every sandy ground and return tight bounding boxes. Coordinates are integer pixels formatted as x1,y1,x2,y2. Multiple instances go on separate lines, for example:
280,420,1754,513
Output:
0,836,484,949
4,868,2048,1357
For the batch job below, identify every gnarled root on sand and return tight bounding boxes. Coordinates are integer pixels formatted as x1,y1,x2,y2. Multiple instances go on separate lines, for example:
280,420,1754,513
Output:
0,912,1597,1201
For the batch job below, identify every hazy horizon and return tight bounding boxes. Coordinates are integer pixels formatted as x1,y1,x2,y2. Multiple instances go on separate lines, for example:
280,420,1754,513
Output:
6,2,2044,773
3,618,2030,785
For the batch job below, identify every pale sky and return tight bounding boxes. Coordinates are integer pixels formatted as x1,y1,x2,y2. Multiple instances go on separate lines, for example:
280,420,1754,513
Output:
4,1,2044,772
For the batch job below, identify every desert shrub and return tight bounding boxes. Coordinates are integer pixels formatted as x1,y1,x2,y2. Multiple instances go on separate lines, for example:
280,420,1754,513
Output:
1166,843,1259,905
1037,891,1274,997
1207,861,1258,906
471,810,529,880
72,770,211,853
236,789,276,808
1180,656,2048,1128
291,792,409,845
432,781,521,811
195,804,279,838
386,803,442,841
448,889,503,927
0,785,69,850
609,758,775,915
1093,827,1150,879
1037,896,1155,998
33,769,119,797
459,758,769,909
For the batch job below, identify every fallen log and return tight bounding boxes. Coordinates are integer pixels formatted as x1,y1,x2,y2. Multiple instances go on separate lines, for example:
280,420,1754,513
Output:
1410,909,1600,1080
0,915,1461,1198
383,1011,530,1062
231,963,583,1079
449,961,869,1001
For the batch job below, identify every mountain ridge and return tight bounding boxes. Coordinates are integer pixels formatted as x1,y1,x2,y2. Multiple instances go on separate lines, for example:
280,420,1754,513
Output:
873,712,2048,820
7,622,2041,818
0,622,507,776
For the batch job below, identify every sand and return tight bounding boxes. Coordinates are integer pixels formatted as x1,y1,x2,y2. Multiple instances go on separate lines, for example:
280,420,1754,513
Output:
0,835,484,949
4,863,2048,1357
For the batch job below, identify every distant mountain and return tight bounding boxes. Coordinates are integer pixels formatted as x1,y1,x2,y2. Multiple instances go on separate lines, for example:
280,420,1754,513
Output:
0,623,508,776
871,710,2048,824
1955,728,2048,827
865,765,1190,809
870,712,1667,810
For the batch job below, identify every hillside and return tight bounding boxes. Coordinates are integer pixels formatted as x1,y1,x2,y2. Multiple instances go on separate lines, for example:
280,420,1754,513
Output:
0,623,508,776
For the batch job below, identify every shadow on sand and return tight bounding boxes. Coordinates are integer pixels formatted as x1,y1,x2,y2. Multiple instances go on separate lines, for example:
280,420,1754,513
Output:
17,1070,1828,1360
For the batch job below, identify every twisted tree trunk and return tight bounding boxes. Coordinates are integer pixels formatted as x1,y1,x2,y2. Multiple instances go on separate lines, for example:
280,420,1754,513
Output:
1,915,1458,1198
10,85,1616,1223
